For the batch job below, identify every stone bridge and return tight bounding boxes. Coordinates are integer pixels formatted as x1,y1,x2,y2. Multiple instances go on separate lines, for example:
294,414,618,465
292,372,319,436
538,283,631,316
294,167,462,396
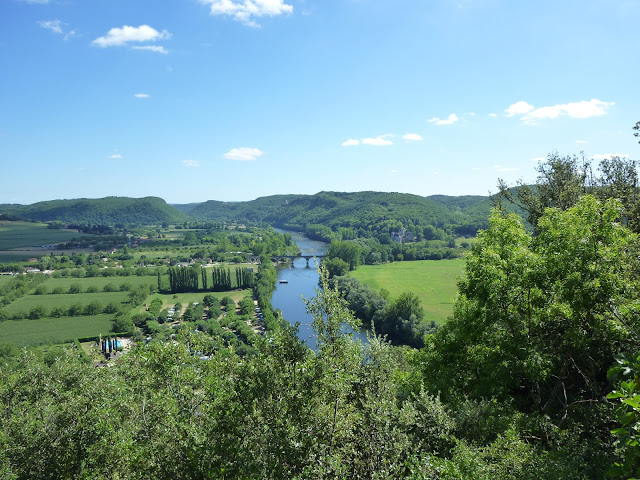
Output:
248,255,325,267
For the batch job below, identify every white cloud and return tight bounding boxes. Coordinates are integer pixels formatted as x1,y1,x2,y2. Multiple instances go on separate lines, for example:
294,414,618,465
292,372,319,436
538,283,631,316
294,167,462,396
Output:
224,147,264,161
504,101,534,117
402,133,423,142
488,113,497,118
131,45,168,54
362,136,393,146
21,0,49,3
506,99,614,123
134,93,150,99
342,134,393,147
201,0,293,27
591,153,629,160
527,99,613,121
92,25,170,48
428,113,459,126
108,154,123,159
182,160,201,168
38,19,63,34
576,140,588,144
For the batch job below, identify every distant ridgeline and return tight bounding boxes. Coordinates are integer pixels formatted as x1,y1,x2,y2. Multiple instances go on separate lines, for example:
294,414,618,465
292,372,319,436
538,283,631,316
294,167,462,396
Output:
0,197,189,226
174,191,497,241
0,191,500,237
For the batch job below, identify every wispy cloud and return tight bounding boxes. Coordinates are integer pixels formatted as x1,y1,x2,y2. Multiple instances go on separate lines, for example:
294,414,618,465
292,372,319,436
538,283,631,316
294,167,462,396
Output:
182,160,201,168
576,140,588,144
108,154,123,159
428,113,458,126
201,0,293,28
341,138,360,147
38,19,77,39
131,45,168,54
21,0,49,3
505,99,614,123
134,93,150,99
591,153,629,160
92,25,170,51
402,133,423,142
38,19,63,34
224,147,264,161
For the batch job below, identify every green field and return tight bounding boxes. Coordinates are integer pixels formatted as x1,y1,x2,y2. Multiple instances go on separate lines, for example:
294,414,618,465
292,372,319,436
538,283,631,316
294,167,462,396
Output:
4,292,130,316
0,253,36,263
350,259,465,324
0,314,115,347
0,221,87,250
44,275,157,291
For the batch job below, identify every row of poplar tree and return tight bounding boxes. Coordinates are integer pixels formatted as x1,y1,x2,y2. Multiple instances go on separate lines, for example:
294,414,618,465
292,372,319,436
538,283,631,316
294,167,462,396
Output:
161,265,256,293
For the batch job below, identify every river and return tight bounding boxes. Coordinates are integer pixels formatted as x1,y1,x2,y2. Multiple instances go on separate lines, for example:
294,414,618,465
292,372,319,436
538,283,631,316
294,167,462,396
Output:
270,230,368,351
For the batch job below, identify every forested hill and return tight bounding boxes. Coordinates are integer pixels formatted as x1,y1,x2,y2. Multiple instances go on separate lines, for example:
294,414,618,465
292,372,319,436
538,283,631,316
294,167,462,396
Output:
0,192,496,232
175,191,494,236
0,197,188,225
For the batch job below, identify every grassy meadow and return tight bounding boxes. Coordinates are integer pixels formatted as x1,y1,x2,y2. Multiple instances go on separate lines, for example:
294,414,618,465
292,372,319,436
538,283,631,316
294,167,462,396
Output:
350,258,465,324
0,314,115,347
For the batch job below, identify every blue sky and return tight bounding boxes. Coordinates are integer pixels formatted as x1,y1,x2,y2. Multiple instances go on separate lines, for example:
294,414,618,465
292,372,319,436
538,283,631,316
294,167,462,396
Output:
1,0,639,204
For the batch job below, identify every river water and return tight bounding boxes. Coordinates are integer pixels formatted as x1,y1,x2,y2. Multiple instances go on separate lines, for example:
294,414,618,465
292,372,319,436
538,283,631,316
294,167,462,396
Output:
271,230,368,351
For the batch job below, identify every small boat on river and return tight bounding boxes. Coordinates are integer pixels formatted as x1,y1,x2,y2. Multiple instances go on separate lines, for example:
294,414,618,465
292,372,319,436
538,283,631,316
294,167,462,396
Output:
279,279,289,284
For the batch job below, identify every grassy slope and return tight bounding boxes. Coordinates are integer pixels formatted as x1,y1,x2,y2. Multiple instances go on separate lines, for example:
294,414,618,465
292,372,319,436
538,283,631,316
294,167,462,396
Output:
350,259,465,324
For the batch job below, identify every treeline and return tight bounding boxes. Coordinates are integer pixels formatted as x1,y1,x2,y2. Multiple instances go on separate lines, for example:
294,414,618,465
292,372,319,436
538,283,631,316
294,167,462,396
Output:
322,237,461,277
330,275,437,348
253,255,279,331
0,300,122,321
0,273,47,306
165,266,256,294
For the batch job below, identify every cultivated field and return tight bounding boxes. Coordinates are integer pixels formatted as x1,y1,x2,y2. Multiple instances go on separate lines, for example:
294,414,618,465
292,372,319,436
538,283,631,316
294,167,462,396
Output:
0,221,87,250
0,314,115,347
3,292,129,316
350,258,465,324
